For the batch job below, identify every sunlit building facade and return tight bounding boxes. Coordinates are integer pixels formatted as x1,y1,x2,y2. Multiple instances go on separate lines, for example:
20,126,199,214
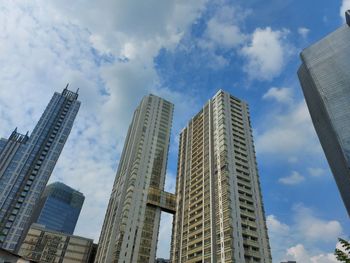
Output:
95,94,175,263
171,90,271,263
0,87,80,252
298,11,350,216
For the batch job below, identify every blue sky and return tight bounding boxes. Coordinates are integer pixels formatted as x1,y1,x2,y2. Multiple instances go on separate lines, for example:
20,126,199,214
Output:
0,0,349,262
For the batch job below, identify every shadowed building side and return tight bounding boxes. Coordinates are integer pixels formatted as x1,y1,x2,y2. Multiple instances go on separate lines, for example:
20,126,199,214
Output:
298,12,350,216
0,87,80,252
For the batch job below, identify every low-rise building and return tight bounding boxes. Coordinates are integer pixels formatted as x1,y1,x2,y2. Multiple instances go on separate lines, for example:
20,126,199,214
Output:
18,224,94,263
0,248,35,263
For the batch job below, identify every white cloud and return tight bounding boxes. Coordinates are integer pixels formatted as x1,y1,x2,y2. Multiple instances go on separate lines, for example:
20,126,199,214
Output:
48,0,207,59
157,213,174,258
285,244,338,263
0,0,206,252
267,208,343,262
263,87,293,104
241,27,292,81
200,6,248,49
308,167,326,177
164,172,176,193
206,19,245,48
340,0,350,22
267,215,290,233
288,156,299,163
294,204,343,242
298,27,310,38
279,171,305,185
256,100,321,156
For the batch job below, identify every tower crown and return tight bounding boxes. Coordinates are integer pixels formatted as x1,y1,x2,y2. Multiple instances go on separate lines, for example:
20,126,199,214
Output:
62,84,79,100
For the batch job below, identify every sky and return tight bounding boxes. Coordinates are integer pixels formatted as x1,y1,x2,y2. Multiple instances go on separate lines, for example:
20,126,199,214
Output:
0,0,349,262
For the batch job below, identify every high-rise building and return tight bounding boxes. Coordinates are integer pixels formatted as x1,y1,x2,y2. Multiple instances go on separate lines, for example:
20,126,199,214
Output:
95,94,176,263
30,182,84,235
171,90,271,263
297,10,350,216
0,87,80,252
18,224,94,263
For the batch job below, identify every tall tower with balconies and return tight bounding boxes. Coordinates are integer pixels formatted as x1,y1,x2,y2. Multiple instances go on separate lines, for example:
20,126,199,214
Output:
95,94,175,263
0,86,80,252
171,90,271,263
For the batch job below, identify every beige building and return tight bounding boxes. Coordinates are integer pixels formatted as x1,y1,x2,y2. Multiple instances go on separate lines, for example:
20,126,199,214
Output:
95,95,176,263
171,90,271,263
18,224,94,263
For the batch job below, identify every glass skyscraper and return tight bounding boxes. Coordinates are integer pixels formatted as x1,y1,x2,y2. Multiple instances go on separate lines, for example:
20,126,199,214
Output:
0,87,80,252
171,90,271,263
298,11,350,216
95,94,175,263
30,182,84,235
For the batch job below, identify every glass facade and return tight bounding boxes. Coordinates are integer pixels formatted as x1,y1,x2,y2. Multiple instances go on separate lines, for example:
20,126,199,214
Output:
30,182,84,235
0,88,80,252
298,23,350,215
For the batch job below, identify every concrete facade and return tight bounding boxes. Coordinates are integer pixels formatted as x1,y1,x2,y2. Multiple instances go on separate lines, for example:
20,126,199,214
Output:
171,90,271,263
18,224,93,263
95,95,175,263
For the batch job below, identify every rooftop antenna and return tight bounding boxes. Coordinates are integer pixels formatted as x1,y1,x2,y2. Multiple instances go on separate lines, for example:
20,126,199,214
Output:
64,83,69,90
76,88,79,94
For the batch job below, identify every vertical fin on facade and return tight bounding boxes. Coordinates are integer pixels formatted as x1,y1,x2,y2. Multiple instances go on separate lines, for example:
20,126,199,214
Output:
0,89,80,252
346,10,350,26
9,128,29,143
62,84,79,100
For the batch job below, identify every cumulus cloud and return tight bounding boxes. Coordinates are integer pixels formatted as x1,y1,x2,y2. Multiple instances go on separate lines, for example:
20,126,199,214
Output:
203,6,248,49
285,244,338,263
256,100,320,156
279,171,305,185
241,27,292,81
267,207,343,262
308,167,326,177
298,27,310,38
340,0,350,22
205,19,245,48
267,215,290,233
0,0,207,252
263,87,293,104
294,204,343,242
